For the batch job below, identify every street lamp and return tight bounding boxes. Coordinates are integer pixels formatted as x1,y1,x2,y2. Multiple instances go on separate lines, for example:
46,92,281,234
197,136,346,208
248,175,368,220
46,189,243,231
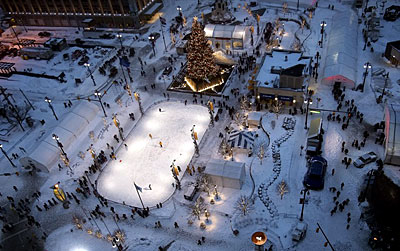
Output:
378,72,389,103
304,97,312,129
116,34,123,49
148,35,156,56
134,92,144,116
361,62,371,92
45,96,58,120
299,188,310,221
0,144,16,168
177,6,182,16
94,90,107,117
320,21,327,48
84,63,97,86
52,133,68,161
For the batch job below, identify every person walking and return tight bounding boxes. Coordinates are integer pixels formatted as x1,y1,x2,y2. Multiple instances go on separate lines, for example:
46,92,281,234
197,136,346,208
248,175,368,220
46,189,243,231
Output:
149,134,152,139
159,141,163,148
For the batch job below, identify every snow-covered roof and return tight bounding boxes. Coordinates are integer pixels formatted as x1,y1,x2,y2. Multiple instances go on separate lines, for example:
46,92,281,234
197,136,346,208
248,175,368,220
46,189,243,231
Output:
204,24,247,40
256,51,310,88
385,104,400,165
228,130,255,150
19,102,99,172
323,10,358,84
247,111,263,122
204,159,245,180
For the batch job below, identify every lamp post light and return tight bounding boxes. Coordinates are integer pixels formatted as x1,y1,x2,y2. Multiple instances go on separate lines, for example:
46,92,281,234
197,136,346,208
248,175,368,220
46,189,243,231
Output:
378,72,389,103
191,125,200,156
205,209,210,222
361,62,371,92
320,21,327,48
116,34,123,49
94,90,107,117
52,133,68,161
0,144,16,168
10,25,22,49
177,6,182,16
304,97,312,129
134,92,144,116
84,63,97,86
45,96,58,120
299,188,310,221
148,35,156,56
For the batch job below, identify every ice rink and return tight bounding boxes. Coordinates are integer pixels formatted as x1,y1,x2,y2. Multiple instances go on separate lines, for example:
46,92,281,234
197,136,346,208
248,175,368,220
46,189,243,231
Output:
97,101,209,207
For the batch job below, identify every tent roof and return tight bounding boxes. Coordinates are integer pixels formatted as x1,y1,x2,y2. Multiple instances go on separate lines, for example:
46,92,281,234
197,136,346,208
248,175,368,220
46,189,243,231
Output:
204,159,245,180
247,111,263,121
308,118,322,138
385,104,400,161
204,24,247,40
228,130,255,149
323,10,358,83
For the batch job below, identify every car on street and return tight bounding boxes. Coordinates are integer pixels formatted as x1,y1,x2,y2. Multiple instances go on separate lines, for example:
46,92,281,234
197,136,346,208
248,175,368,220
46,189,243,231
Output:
303,156,327,190
353,152,377,168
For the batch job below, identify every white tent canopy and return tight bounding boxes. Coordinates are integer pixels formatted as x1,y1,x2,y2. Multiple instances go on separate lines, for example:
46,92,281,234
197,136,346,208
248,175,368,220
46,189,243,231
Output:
228,130,255,152
204,159,246,189
20,102,99,172
385,104,400,165
247,112,263,127
322,10,358,88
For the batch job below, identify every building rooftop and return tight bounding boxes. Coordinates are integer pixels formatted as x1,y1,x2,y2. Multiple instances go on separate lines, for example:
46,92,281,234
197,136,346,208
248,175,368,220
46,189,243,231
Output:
256,50,310,89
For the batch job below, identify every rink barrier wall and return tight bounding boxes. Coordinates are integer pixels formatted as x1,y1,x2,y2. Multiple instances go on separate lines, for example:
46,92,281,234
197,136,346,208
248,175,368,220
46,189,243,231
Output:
95,99,212,210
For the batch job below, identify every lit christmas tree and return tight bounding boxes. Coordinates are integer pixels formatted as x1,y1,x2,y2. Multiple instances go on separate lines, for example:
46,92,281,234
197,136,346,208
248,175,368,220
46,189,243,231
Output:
186,17,219,91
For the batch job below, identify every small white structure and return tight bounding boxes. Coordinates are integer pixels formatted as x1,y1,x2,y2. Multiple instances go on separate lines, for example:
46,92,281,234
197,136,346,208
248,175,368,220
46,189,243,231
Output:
322,10,358,89
204,24,249,51
204,159,246,189
20,102,99,172
247,112,263,128
384,104,400,166
228,130,255,153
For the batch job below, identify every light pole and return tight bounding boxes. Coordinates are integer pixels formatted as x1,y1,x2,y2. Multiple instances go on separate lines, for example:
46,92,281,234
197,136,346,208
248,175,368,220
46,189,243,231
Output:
304,96,312,129
378,72,389,102
361,62,371,92
0,144,16,168
134,92,144,116
10,25,22,49
45,96,58,120
320,21,327,48
116,34,123,49
299,188,310,221
94,90,107,117
297,0,300,11
52,133,68,161
177,6,182,17
148,35,156,56
316,223,335,251
191,125,200,156
84,63,97,86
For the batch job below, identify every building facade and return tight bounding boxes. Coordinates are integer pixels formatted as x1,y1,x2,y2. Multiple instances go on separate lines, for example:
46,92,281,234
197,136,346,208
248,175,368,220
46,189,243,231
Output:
384,40,400,67
0,0,162,28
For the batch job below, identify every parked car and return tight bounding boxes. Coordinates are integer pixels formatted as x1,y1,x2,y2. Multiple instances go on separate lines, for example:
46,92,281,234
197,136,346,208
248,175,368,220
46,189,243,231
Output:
38,31,51,37
303,156,327,190
353,152,377,168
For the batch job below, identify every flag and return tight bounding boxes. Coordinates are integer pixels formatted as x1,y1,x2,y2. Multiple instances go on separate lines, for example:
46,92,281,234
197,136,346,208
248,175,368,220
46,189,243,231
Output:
160,16,166,26
119,56,130,68
134,182,142,193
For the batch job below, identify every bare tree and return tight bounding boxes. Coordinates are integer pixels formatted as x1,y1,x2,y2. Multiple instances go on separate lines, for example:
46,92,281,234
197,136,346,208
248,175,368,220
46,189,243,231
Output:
276,180,289,200
235,195,254,216
271,100,283,119
191,197,206,220
196,174,213,196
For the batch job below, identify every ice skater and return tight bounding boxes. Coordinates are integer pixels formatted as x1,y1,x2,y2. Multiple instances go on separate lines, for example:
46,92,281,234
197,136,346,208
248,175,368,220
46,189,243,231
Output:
149,184,152,190
149,133,152,139
159,141,163,148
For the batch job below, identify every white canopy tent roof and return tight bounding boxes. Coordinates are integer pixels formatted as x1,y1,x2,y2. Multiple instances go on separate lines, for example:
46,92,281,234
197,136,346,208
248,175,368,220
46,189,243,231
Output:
204,159,246,189
385,104,400,166
228,130,255,151
204,24,248,40
322,10,358,87
20,102,99,172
